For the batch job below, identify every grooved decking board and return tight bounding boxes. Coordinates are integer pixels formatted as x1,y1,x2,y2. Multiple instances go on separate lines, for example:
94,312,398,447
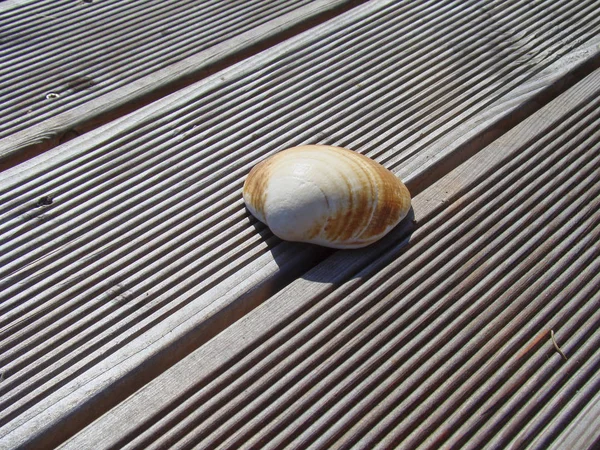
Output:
2,0,600,446
0,0,354,159
62,67,600,450
548,390,600,450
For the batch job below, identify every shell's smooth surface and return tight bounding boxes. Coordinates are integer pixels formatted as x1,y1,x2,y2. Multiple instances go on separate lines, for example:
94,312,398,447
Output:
243,145,411,249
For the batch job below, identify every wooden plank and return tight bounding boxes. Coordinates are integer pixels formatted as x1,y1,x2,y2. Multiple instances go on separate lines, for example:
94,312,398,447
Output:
0,0,358,161
547,388,600,450
1,0,600,446
61,67,600,449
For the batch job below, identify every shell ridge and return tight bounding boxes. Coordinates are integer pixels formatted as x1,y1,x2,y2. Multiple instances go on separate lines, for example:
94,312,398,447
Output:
285,174,332,209
293,149,355,244
349,153,381,242
270,149,358,243
324,149,370,243
285,174,333,241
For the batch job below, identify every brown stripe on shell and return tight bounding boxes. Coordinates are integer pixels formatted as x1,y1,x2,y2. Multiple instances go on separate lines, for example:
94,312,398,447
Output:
363,165,411,240
322,148,377,245
242,156,275,223
344,150,382,242
320,154,354,244
319,147,410,246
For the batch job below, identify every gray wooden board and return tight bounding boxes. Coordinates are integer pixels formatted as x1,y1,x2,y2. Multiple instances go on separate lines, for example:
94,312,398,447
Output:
548,389,600,450
62,67,600,449
0,0,354,159
2,0,600,446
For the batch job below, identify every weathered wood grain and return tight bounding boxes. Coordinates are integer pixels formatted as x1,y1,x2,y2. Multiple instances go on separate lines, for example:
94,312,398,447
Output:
60,67,600,449
547,389,600,450
1,0,600,447
0,0,358,161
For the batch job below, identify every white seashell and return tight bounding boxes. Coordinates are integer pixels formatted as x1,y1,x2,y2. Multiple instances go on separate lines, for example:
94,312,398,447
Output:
243,145,411,249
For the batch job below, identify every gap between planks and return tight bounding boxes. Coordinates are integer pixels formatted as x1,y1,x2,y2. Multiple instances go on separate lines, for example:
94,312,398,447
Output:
0,0,371,170
1,5,600,448
58,65,600,450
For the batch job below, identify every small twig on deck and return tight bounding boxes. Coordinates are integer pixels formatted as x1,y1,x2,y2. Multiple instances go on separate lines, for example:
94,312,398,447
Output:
550,330,568,361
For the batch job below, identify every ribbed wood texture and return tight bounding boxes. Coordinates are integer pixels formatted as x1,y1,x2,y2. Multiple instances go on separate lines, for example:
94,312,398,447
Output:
0,0,352,157
62,67,600,449
1,0,600,446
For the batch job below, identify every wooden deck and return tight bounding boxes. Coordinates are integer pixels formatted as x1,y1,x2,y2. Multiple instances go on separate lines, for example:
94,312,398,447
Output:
1,1,599,448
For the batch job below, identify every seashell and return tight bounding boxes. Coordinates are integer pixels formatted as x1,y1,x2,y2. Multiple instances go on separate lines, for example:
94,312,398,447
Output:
243,145,411,249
